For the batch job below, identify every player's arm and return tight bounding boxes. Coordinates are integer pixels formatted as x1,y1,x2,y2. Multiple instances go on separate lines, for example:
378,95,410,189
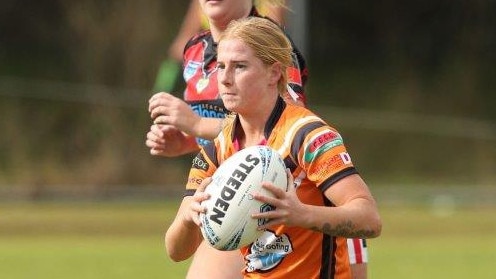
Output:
165,177,212,261
165,196,202,261
309,174,381,238
254,173,381,239
146,124,200,157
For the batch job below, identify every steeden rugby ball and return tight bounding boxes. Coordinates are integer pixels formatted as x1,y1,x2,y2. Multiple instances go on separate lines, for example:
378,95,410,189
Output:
200,145,288,251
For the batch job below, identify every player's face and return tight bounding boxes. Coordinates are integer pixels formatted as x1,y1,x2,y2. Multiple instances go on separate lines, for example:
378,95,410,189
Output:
217,38,278,114
199,0,252,25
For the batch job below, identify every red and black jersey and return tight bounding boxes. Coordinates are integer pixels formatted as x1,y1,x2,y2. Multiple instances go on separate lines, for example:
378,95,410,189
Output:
181,7,308,146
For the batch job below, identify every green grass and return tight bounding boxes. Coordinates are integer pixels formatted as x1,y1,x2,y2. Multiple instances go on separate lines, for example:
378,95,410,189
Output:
0,236,190,279
370,205,496,278
1,201,495,279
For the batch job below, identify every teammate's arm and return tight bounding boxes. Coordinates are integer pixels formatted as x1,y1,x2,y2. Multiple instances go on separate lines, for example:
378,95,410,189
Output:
153,0,203,92
146,124,200,157
168,0,203,62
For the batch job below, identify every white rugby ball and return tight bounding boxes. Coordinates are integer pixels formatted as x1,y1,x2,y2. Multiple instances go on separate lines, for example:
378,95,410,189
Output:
200,145,287,251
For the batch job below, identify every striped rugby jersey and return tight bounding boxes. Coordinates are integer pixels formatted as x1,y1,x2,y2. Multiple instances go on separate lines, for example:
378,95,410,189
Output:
186,97,359,279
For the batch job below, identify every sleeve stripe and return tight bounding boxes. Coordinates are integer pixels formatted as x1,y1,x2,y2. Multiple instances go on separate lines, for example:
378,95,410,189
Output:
318,167,358,193
290,121,326,162
276,116,322,156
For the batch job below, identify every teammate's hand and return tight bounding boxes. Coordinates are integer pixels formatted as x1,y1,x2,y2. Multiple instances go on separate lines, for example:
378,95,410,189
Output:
148,92,201,137
145,124,193,157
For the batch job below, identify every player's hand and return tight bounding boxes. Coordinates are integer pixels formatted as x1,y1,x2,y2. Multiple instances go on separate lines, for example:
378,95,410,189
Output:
252,169,308,230
188,177,212,227
145,124,190,157
148,92,201,137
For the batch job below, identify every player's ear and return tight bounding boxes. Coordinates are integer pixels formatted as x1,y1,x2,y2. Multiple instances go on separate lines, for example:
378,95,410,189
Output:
268,62,283,87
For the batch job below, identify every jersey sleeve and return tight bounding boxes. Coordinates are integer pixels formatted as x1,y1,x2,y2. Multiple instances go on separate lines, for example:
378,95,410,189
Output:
185,144,218,196
297,126,358,192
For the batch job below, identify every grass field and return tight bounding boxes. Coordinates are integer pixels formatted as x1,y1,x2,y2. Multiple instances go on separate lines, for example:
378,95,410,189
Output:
1,200,495,279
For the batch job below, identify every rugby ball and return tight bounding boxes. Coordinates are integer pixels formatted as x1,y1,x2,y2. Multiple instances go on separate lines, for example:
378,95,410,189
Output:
199,145,288,251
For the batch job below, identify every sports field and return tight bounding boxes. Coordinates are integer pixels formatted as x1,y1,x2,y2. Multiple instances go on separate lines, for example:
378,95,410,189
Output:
0,199,495,279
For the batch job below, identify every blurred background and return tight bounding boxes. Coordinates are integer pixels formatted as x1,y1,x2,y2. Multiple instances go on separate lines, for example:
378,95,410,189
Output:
1,0,494,200
1,1,495,278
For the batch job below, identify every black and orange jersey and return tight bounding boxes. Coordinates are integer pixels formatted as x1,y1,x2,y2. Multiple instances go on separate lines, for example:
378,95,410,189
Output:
186,97,357,279
182,7,308,147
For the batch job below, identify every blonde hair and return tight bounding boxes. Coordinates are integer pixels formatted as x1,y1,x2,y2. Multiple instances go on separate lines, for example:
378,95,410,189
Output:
219,17,293,93
254,0,288,10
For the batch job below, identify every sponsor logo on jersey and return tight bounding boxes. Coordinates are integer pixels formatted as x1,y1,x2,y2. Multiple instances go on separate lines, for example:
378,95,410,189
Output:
313,152,352,177
191,103,227,119
246,231,293,272
184,61,201,81
192,153,209,171
304,130,343,162
188,177,203,186
314,154,344,176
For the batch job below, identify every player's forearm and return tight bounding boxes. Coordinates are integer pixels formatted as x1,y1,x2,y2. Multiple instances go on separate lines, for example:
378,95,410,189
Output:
165,211,203,261
302,200,382,239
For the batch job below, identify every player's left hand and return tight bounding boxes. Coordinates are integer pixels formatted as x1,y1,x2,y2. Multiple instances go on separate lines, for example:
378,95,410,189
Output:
251,169,309,230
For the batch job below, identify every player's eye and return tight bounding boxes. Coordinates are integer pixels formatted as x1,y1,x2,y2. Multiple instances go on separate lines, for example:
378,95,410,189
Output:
217,63,225,70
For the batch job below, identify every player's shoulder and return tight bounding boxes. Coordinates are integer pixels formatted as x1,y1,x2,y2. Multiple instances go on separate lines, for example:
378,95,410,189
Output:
282,103,321,122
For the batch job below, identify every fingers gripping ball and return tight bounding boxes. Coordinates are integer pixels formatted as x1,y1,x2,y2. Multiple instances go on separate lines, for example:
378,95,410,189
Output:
200,145,288,251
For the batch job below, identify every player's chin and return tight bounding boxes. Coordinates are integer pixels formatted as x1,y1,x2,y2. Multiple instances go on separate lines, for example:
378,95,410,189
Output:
220,96,238,110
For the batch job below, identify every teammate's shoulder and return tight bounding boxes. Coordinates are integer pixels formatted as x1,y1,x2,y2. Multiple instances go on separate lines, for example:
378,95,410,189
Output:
185,30,212,49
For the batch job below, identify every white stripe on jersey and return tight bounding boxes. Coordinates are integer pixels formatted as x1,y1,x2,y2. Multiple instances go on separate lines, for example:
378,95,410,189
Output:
276,115,322,156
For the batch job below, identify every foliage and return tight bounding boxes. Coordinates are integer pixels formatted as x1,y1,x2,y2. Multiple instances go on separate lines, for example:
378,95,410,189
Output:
0,1,495,191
